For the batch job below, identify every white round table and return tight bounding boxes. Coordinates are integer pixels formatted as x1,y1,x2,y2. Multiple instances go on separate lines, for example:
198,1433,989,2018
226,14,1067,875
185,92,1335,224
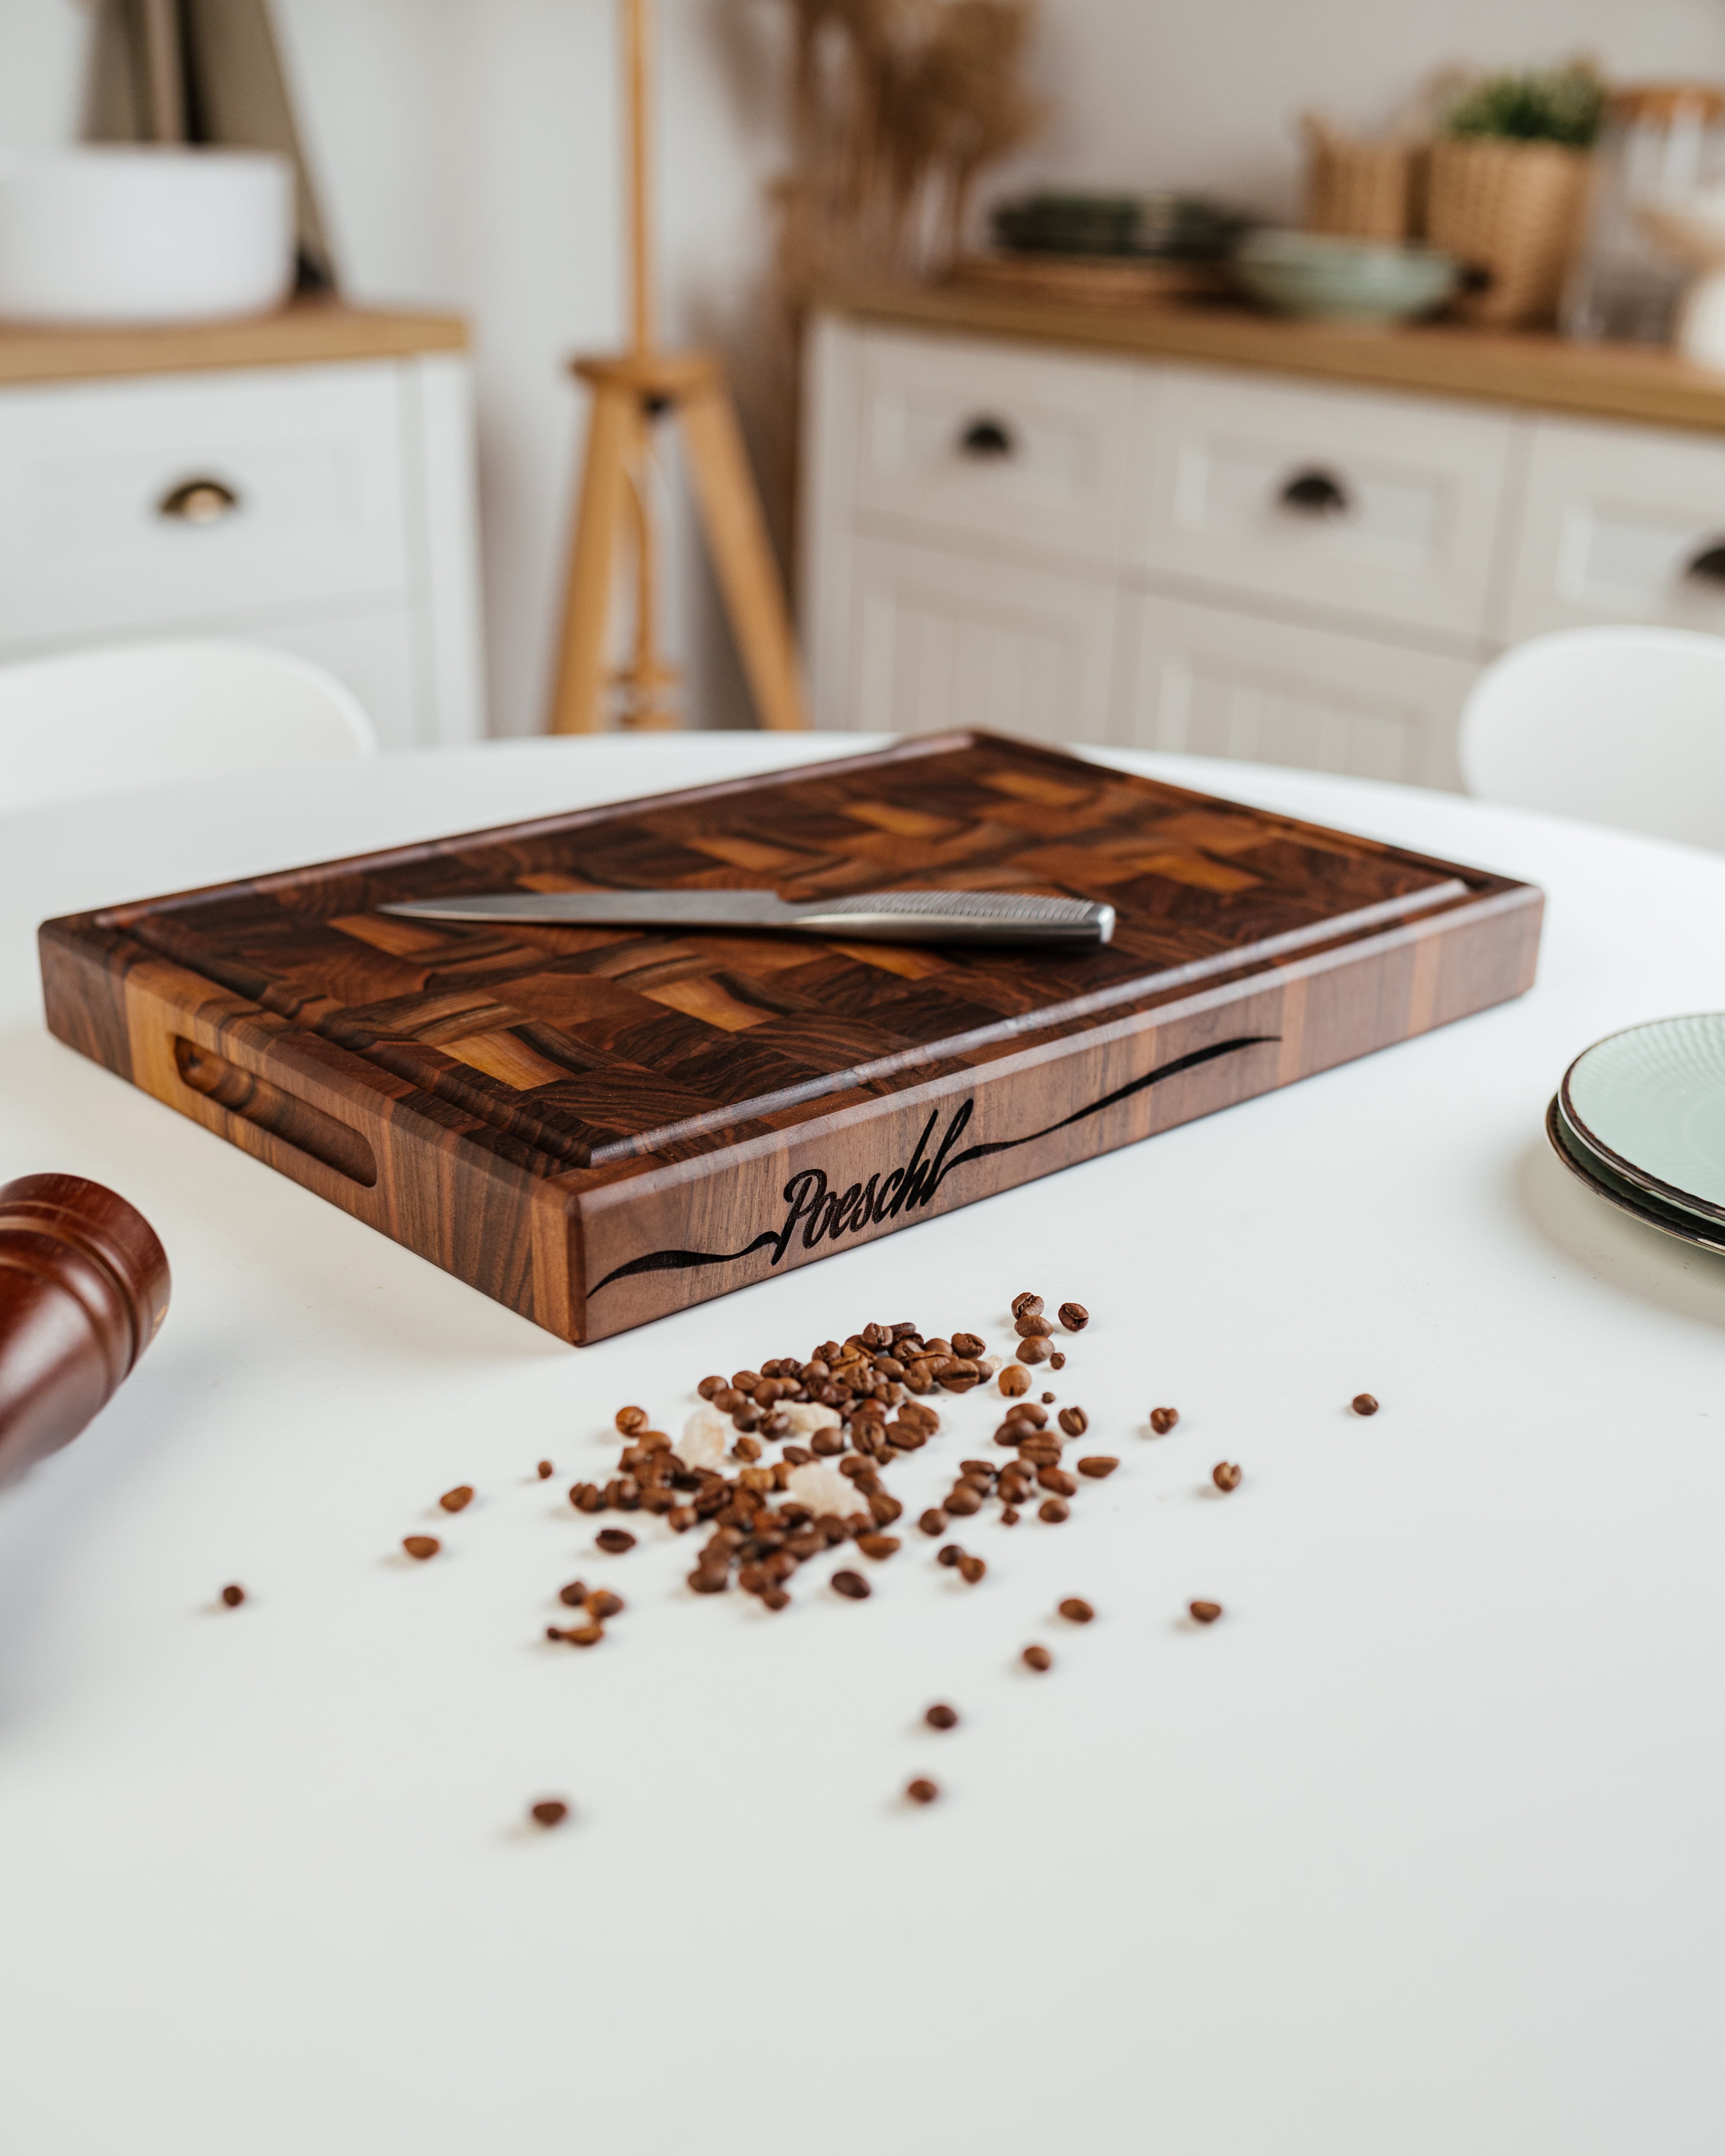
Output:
3,735,1723,2155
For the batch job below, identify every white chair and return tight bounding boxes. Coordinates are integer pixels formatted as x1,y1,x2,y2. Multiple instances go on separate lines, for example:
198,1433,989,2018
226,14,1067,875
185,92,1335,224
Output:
1459,625,1725,851
0,639,378,815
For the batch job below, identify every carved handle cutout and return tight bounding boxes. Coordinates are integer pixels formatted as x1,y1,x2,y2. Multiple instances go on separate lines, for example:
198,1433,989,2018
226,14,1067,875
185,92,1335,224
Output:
1279,467,1352,517
157,477,240,525
958,416,1016,459
173,1038,378,1188
1685,542,1725,584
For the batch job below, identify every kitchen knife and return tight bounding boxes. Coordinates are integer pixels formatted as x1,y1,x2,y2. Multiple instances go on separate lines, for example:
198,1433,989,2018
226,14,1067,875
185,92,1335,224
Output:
377,887,1115,948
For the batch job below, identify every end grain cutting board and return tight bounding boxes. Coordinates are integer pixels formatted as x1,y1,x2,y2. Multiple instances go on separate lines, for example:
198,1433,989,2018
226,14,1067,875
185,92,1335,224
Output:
38,733,1542,1342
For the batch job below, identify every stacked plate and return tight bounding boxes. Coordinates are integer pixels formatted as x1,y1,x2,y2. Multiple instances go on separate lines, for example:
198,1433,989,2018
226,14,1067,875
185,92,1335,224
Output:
1547,1015,1725,1255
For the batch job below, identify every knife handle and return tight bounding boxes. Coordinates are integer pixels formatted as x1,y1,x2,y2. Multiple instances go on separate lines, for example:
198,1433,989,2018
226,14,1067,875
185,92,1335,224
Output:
795,891,1115,946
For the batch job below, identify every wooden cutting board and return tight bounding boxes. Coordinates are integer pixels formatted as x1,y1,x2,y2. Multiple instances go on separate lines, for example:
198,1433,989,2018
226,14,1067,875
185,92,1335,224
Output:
38,733,1541,1343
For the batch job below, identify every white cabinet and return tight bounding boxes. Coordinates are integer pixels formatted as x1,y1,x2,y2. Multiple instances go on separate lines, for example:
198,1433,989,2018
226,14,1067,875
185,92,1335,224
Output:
1503,414,1725,641
1127,367,1518,642
0,349,483,749
1119,589,1475,788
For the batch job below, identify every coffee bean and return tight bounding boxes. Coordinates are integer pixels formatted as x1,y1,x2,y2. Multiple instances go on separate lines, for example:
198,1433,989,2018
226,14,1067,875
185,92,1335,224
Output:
1005,1401,1048,1427
536,1460,554,1479
1041,1391,1056,1405
937,1544,963,1568
403,1536,440,1561
688,1567,729,1595
220,1583,245,1608
1148,1407,1179,1435
1038,1498,1070,1524
1078,1456,1119,1479
998,1364,1030,1399
569,1623,605,1645
906,1778,940,1804
1022,1643,1053,1671
1015,1313,1053,1338
1011,1292,1043,1318
615,1406,648,1435
762,1588,791,1611
439,1485,474,1514
732,1434,763,1462
1036,1466,1077,1497
569,1482,603,1512
1057,1301,1089,1332
1058,1597,1095,1623
810,1429,844,1455
1000,1506,1019,1524
1352,1393,1379,1416
1213,1461,1242,1492
957,1554,986,1583
1189,1600,1223,1624
697,1375,726,1399
857,1533,901,1560
585,1589,624,1620
1057,1407,1088,1437
1016,1338,1051,1366
831,1569,871,1601
925,1702,959,1730
950,1332,985,1358
596,1529,636,1554
1049,1352,1066,1370
936,1363,983,1393
530,1799,569,1827
919,1507,948,1537
944,1486,983,1516
558,1579,589,1607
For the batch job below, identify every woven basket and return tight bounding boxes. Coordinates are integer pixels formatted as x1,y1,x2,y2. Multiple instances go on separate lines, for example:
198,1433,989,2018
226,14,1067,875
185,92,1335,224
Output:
1302,117,1418,242
1425,135,1591,327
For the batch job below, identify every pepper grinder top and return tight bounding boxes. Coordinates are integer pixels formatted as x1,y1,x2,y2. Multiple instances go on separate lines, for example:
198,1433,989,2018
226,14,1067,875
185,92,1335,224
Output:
0,1173,170,1484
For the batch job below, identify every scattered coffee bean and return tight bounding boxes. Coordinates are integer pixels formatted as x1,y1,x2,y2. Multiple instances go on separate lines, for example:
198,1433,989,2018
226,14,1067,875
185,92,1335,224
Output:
439,1484,474,1514
1213,1461,1242,1492
1148,1406,1179,1435
1049,1351,1066,1370
1011,1291,1043,1318
1189,1600,1223,1624
1077,1456,1119,1478
1057,1301,1089,1332
762,1588,791,1611
1057,1407,1088,1437
688,1567,729,1595
998,1364,1030,1398
220,1583,245,1609
1058,1597,1095,1623
925,1703,959,1730
569,1623,605,1645
558,1579,589,1608
1041,1391,1056,1405
856,1533,901,1560
1036,1466,1077,1497
831,1569,871,1601
1017,1337,1051,1366
951,1332,985,1358
919,1507,948,1537
536,1460,554,1479
530,1799,569,1827
1352,1393,1379,1416
403,1536,440,1561
1000,1506,1019,1524
1022,1643,1053,1672
937,1544,964,1568
957,1553,986,1583
906,1777,940,1805
585,1589,624,1620
1038,1498,1070,1524
944,1486,983,1516
1015,1313,1054,1338
596,1529,637,1554
615,1406,648,1435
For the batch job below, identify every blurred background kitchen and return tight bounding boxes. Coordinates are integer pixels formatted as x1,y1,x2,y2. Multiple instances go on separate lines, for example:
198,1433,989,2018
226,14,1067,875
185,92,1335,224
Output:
6,0,1725,825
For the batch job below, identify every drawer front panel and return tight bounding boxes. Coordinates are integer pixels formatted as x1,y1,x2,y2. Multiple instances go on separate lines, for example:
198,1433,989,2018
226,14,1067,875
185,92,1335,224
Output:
851,328,1136,564
1128,367,1516,638
1120,590,1477,789
836,533,1119,747
1503,416,1725,639
0,363,410,642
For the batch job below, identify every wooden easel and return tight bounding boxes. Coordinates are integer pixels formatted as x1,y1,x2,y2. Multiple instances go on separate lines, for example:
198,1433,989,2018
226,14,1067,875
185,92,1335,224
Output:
547,0,808,733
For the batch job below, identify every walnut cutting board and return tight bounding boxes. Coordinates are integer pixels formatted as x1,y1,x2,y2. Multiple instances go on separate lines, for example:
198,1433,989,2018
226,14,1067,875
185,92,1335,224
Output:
38,733,1542,1343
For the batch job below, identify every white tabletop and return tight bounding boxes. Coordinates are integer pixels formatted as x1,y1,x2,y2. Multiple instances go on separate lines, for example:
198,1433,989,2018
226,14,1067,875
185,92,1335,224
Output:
3,734,1724,2156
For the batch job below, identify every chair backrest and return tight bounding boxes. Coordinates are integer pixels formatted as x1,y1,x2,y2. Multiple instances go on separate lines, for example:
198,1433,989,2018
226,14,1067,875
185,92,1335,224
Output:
1459,625,1725,850
0,639,378,815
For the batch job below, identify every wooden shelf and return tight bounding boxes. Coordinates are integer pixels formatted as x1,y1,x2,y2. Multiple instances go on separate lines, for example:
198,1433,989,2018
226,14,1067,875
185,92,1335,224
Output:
0,299,468,387
819,278,1725,437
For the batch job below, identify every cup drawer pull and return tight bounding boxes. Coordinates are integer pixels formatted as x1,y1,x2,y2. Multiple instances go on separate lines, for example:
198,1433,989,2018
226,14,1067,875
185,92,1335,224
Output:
958,416,1016,459
157,476,241,525
1279,467,1352,517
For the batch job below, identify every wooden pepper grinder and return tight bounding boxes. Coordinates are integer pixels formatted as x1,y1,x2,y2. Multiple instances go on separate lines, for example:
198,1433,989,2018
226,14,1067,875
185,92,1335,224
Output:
0,1174,171,1485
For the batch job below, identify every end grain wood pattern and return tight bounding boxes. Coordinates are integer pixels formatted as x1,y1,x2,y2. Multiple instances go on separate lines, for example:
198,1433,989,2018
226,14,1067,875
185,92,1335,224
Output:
38,733,1541,1342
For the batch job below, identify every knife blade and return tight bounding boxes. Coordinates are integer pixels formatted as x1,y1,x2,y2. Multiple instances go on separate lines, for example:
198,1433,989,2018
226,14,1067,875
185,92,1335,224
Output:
376,888,1115,948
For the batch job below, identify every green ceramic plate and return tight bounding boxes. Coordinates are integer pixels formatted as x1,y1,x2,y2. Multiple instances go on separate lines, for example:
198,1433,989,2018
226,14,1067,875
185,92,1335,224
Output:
1545,1097,1725,1256
1560,1015,1725,1226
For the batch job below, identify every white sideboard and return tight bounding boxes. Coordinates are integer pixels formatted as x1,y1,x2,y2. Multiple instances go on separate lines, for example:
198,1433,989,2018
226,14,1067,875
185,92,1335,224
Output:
0,308,483,750
802,305,1725,787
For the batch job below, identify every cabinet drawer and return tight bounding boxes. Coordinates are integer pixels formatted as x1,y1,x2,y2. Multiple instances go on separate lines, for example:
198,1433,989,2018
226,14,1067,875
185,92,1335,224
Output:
1119,589,1477,788
0,362,409,643
831,533,1119,747
1502,416,1725,640
850,328,1136,565
1127,366,1516,640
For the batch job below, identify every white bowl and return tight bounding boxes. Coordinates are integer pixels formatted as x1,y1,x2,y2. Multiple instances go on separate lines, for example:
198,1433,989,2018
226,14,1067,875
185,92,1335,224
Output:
0,148,295,326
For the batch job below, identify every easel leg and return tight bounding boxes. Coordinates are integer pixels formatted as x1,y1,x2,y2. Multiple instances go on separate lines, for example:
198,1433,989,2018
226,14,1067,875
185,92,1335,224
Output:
549,380,634,735
678,381,810,731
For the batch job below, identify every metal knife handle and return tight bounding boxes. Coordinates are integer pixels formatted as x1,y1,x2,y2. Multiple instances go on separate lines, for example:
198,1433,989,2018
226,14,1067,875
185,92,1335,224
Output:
792,892,1114,946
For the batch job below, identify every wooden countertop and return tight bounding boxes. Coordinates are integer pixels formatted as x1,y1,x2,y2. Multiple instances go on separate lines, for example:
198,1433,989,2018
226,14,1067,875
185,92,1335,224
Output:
0,299,468,387
821,277,1725,436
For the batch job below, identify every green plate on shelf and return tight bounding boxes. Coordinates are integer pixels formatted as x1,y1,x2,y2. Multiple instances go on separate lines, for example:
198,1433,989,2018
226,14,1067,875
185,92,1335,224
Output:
1560,1015,1725,1228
